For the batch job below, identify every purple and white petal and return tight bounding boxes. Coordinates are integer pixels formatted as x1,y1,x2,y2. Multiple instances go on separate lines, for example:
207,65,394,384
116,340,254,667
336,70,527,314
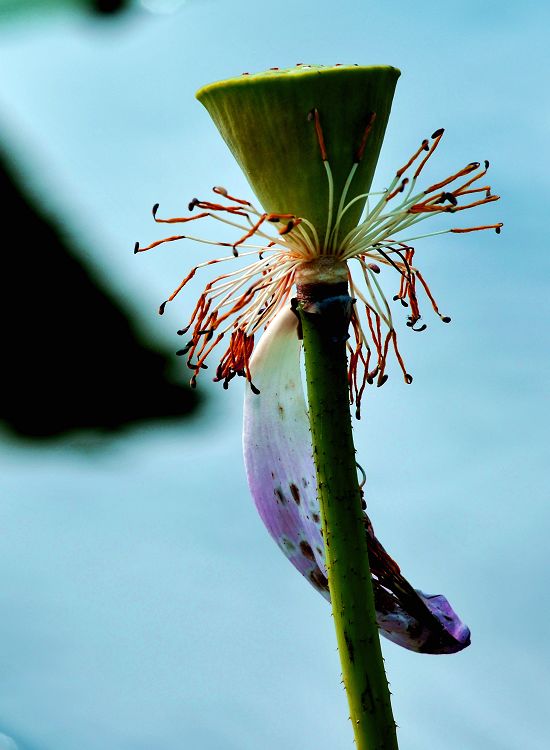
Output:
243,307,470,655
243,307,327,591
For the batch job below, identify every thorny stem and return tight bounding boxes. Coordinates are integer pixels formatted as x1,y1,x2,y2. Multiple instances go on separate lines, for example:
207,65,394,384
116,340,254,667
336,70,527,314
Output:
297,280,398,750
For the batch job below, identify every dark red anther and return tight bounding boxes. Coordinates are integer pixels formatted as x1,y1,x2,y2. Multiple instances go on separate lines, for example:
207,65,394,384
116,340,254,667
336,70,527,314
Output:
367,263,380,273
432,128,445,139
159,301,167,315
441,316,451,323
279,220,294,235
152,203,159,218
133,242,139,254
445,192,458,206
355,112,377,163
309,108,328,161
176,342,192,356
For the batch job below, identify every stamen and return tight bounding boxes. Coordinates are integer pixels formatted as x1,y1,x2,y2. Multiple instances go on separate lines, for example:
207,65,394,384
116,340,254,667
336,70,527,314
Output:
134,234,186,253
376,332,391,387
408,319,427,332
413,128,444,179
423,162,481,195
414,270,450,321
386,178,409,202
391,330,413,384
451,223,503,234
355,112,377,163
447,194,500,211
233,215,269,255
308,108,328,161
308,108,336,252
356,461,367,489
396,138,430,178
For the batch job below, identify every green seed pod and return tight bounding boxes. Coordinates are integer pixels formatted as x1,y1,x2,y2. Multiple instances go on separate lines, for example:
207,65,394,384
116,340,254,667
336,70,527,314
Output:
196,64,400,247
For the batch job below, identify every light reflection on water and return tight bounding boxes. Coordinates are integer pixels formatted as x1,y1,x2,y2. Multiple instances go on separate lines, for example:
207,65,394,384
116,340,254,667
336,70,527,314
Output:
140,0,189,14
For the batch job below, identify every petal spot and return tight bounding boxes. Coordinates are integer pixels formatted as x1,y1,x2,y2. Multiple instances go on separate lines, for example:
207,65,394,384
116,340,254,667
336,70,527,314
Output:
289,482,301,505
274,487,287,504
309,567,329,592
280,535,297,553
299,540,315,561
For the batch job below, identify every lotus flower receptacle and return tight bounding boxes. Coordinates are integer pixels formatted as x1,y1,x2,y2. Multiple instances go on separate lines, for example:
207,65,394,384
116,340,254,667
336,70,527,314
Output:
196,64,400,244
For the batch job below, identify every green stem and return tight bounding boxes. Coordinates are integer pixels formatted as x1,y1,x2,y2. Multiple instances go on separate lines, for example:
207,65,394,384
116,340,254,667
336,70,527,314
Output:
298,282,398,750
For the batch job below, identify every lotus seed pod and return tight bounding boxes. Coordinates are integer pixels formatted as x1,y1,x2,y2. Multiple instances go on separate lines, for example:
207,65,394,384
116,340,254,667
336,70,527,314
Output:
196,64,400,244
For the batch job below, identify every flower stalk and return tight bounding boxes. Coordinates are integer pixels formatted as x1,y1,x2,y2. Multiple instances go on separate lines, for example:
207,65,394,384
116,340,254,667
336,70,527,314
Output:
297,276,398,750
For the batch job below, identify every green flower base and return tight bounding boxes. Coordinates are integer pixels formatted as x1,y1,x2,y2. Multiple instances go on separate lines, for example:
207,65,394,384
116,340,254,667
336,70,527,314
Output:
196,64,400,243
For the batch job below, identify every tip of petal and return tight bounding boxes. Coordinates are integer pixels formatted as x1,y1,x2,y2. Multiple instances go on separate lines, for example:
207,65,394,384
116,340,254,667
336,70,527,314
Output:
417,592,471,654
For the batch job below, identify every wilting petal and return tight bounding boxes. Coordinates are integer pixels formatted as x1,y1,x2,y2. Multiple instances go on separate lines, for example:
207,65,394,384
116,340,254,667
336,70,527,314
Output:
243,307,470,654
243,307,327,589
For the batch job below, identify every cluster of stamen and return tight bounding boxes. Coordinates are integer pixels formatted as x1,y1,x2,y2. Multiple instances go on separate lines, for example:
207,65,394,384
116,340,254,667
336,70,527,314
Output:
135,187,316,392
135,111,501,411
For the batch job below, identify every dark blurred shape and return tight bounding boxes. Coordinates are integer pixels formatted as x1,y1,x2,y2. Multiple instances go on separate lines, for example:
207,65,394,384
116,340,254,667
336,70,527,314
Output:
0,0,130,23
92,0,129,14
0,145,200,439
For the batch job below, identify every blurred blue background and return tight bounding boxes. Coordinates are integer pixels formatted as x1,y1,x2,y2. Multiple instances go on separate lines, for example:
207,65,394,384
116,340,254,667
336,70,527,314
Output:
0,1,548,748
